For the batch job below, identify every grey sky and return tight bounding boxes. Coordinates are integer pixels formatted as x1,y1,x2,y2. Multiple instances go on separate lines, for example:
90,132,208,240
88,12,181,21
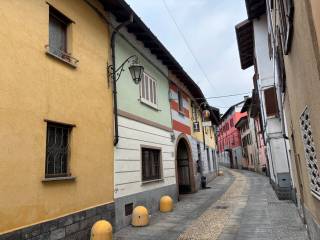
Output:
125,0,254,112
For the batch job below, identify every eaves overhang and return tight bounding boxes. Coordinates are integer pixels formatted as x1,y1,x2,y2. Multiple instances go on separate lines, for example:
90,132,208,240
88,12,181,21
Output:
235,19,254,70
235,116,248,129
221,100,245,121
99,0,207,106
241,97,252,113
245,0,266,20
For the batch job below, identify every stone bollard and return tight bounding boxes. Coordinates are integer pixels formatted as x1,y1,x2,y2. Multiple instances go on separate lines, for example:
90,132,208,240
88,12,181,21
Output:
131,206,149,227
159,195,173,212
90,220,112,240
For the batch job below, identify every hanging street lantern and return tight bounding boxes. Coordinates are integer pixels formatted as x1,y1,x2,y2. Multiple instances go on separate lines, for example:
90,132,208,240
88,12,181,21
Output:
129,60,144,85
202,109,211,120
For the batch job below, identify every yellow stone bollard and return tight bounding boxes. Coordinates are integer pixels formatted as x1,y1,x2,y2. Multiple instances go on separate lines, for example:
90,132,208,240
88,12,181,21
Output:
90,220,112,240
218,170,224,176
131,206,149,227
159,195,173,213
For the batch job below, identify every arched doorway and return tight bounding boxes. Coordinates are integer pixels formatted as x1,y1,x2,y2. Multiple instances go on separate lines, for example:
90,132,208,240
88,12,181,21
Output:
176,137,193,194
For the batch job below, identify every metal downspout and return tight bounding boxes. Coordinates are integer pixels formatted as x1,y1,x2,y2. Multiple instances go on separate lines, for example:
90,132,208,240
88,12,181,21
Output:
111,15,133,146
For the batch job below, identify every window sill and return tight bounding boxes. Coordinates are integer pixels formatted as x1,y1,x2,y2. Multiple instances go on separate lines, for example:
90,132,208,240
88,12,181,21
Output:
139,99,160,111
42,176,76,182
141,178,164,185
178,111,185,116
45,48,78,68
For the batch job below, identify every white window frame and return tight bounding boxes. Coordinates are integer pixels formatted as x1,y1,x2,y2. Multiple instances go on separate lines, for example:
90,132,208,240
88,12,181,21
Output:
140,72,158,109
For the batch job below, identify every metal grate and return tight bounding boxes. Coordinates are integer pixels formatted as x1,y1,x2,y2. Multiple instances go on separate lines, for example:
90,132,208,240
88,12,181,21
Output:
45,122,72,178
142,148,161,181
125,203,133,216
300,107,320,199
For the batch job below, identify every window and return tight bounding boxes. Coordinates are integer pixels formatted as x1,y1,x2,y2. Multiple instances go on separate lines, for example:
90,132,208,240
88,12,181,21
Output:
178,91,184,112
49,6,70,58
197,143,202,173
45,122,72,178
278,0,294,54
207,148,211,171
230,119,234,127
212,150,215,170
141,148,161,181
191,102,198,121
264,87,279,117
140,72,157,108
276,27,287,93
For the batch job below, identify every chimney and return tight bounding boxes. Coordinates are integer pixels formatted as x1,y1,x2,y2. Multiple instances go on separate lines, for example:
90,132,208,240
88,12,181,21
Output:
243,95,249,100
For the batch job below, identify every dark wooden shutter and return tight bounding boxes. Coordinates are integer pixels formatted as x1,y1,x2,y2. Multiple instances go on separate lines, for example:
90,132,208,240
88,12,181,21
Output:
264,87,279,117
276,27,287,92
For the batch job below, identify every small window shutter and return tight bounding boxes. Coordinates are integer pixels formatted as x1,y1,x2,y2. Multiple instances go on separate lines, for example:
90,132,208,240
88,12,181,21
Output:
264,87,279,117
145,75,149,101
152,81,157,104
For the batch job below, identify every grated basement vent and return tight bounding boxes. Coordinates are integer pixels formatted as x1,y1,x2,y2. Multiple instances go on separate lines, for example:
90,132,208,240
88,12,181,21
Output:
300,106,320,199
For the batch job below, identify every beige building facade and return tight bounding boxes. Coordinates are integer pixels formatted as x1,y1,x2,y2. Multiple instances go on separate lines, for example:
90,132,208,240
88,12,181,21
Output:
267,0,320,238
0,1,115,239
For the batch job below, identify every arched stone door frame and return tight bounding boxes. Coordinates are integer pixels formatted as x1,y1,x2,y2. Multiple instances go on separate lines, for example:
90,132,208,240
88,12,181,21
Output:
175,134,196,199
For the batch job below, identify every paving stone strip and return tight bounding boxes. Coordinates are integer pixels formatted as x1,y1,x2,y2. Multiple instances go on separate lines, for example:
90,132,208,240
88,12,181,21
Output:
177,170,248,240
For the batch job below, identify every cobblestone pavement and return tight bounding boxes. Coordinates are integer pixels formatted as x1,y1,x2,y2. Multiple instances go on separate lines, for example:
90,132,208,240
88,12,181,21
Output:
115,168,309,240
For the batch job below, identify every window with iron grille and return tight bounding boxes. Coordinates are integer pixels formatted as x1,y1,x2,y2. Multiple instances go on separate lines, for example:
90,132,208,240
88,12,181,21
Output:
141,148,161,181
49,6,71,59
45,122,72,178
300,107,320,200
140,72,157,108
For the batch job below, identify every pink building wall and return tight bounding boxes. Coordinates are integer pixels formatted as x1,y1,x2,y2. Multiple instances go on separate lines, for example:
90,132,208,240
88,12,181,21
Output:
218,111,247,153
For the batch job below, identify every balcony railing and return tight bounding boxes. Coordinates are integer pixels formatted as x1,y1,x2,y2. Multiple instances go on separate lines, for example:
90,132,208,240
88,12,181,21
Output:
45,45,79,67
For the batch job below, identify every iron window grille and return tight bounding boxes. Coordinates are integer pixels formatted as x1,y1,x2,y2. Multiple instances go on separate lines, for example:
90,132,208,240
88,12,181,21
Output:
300,107,320,200
45,122,72,178
141,148,161,181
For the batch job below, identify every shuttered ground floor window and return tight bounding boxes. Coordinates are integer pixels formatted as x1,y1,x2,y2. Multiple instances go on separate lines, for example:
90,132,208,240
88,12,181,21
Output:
142,148,161,181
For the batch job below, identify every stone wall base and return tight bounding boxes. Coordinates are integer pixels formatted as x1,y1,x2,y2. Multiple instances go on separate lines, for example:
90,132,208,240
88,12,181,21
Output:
0,202,115,240
304,203,320,240
115,184,177,231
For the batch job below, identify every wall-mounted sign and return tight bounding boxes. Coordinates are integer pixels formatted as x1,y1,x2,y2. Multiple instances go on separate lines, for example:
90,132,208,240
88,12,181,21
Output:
202,121,212,127
193,122,200,132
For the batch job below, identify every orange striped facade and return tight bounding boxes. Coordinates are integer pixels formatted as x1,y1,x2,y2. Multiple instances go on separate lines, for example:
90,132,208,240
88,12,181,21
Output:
170,83,192,135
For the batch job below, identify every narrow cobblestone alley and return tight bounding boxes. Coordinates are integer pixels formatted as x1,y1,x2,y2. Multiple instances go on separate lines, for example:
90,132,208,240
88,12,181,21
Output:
115,168,309,240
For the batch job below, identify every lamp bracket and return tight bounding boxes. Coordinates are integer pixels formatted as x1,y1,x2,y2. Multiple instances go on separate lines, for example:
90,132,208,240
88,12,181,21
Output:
107,55,138,82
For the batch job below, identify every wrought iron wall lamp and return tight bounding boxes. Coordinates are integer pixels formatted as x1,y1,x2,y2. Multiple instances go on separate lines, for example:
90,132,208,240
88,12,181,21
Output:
108,55,144,85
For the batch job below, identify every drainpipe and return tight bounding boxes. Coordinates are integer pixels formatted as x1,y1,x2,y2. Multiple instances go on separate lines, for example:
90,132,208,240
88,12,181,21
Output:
112,15,133,146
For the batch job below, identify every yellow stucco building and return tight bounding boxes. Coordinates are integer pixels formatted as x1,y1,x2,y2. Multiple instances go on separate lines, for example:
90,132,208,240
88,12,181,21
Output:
0,0,115,238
